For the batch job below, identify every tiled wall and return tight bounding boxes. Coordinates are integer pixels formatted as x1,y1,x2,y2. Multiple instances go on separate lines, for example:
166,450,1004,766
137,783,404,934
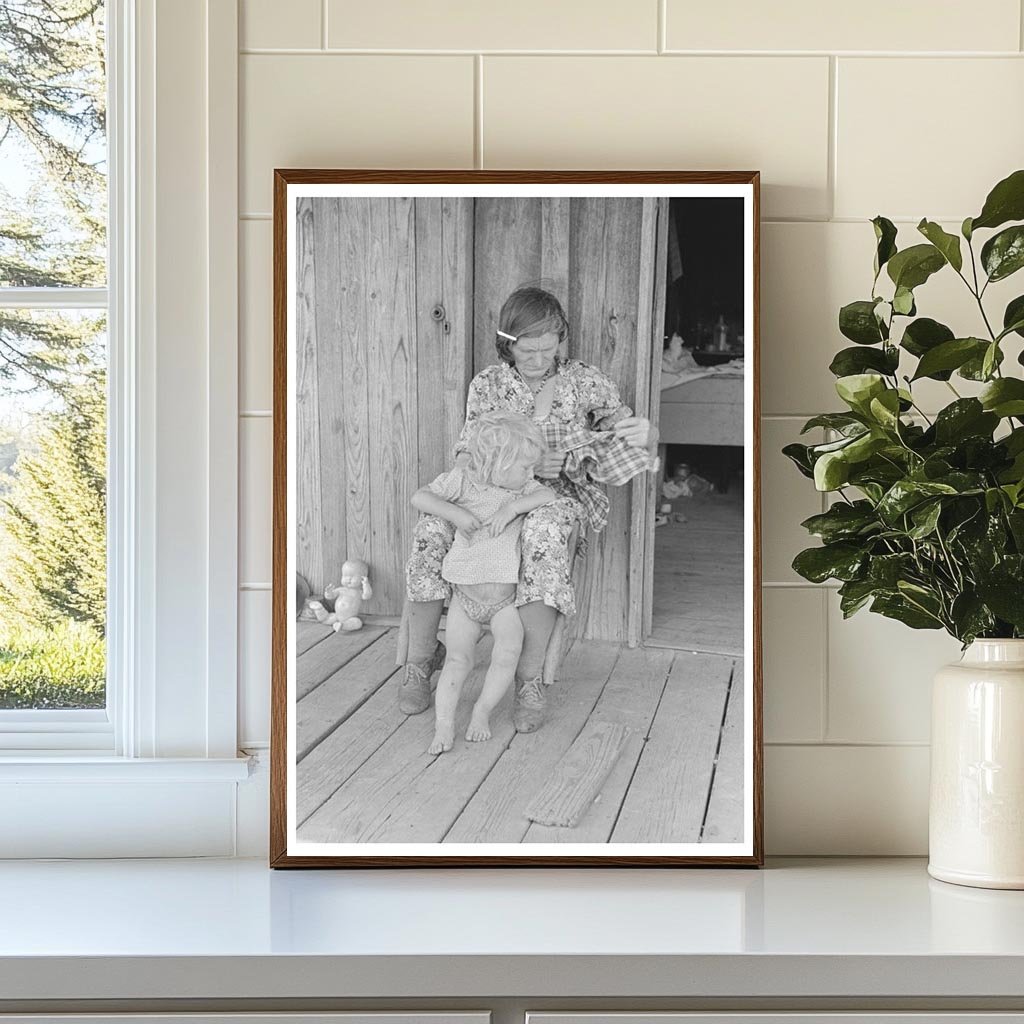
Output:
236,0,1024,854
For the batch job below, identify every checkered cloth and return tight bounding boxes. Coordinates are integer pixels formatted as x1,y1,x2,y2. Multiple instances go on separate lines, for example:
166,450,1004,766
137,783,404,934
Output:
537,423,657,533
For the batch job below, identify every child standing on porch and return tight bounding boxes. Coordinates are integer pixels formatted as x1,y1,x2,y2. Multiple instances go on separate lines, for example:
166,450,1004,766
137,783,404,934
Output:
411,412,555,754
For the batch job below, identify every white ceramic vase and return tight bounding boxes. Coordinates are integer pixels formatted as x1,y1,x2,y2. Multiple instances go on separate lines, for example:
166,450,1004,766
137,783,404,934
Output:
929,639,1024,889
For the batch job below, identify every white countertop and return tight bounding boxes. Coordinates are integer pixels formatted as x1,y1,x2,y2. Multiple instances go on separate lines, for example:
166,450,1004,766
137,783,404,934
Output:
2,857,1024,1001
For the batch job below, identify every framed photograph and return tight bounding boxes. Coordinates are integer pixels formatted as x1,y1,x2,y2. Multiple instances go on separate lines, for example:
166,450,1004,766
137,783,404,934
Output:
270,170,762,867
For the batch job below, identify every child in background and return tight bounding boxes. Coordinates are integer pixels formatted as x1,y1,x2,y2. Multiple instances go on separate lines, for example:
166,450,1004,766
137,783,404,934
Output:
411,412,555,754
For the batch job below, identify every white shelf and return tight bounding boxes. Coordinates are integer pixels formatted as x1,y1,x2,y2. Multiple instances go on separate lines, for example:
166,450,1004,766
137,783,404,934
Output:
1,857,1023,1002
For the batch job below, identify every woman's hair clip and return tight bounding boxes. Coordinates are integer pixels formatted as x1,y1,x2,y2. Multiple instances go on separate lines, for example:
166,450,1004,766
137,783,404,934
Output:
496,329,518,342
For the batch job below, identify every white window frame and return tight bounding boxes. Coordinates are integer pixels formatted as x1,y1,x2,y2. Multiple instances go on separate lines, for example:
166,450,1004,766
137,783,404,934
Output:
0,0,249,856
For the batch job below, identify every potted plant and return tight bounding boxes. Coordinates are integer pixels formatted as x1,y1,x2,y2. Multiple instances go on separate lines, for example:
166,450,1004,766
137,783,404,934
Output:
785,169,1024,889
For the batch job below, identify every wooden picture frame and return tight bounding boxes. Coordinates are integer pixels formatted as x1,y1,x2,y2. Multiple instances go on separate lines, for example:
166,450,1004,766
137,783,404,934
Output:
271,170,763,867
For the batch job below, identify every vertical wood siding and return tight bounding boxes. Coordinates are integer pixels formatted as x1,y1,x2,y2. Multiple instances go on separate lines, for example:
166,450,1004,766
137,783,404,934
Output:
297,195,661,636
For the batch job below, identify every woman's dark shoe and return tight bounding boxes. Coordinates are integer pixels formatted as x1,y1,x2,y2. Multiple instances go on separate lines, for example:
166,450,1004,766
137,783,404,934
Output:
397,641,446,715
513,674,547,733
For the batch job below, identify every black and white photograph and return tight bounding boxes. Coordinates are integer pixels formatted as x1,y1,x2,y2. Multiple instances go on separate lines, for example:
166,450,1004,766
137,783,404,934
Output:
271,172,762,866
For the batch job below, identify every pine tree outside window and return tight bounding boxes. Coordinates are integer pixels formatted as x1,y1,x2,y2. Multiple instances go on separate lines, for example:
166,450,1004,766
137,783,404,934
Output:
0,2,110,736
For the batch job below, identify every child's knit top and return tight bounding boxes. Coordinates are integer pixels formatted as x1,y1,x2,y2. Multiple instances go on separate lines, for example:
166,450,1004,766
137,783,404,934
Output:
427,466,546,585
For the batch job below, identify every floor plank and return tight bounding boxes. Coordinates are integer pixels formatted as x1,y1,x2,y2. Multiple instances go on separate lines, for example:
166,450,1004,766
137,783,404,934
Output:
651,492,744,656
300,637,514,844
296,630,397,760
443,641,621,843
297,666,416,826
610,651,733,843
522,645,675,844
296,619,333,656
702,657,744,843
524,721,631,827
296,624,389,700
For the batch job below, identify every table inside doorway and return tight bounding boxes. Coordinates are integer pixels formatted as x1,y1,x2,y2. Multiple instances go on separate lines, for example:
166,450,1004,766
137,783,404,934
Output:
659,374,744,447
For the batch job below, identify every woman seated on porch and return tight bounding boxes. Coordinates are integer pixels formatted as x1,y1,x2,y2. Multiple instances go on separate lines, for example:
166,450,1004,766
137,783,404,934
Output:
397,285,658,733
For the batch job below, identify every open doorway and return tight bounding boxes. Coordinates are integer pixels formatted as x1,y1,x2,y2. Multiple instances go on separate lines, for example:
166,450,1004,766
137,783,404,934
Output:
648,197,747,657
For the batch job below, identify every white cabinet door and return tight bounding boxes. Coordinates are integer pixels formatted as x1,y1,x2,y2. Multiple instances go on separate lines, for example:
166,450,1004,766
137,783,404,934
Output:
527,1016,1024,1024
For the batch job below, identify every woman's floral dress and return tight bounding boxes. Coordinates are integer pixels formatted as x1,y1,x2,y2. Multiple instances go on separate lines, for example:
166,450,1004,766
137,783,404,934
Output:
406,359,636,618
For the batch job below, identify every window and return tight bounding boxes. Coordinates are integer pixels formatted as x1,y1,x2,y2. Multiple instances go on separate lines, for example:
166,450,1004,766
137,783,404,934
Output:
0,0,246,856
0,1,111,746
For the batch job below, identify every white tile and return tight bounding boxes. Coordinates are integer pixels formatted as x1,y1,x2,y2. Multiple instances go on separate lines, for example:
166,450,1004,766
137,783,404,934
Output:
240,417,273,586
760,418,824,584
483,56,830,220
765,744,929,854
762,587,825,743
328,0,656,51
826,598,962,743
836,58,1024,221
240,219,273,412
666,0,1020,53
762,220,1024,416
239,590,272,747
240,55,474,214
241,0,321,50
762,222,851,417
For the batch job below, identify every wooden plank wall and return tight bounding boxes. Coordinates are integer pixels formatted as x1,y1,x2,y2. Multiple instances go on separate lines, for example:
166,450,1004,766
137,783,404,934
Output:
471,197,663,643
297,196,661,636
416,198,474,483
295,197,473,613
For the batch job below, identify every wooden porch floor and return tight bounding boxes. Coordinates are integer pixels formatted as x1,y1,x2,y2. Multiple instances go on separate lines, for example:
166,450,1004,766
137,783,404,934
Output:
295,622,744,845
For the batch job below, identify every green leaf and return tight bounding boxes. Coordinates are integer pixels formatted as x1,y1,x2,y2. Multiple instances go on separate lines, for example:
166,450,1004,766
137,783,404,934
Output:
800,413,866,435
839,300,886,345
835,373,887,413
908,500,943,539
800,501,879,543
962,216,974,241
871,594,943,630
838,579,881,618
829,345,899,378
872,215,898,277
982,341,1001,381
845,432,888,463
886,243,946,290
970,168,1024,233
1002,295,1024,340
976,574,1024,629
980,378,1024,418
877,479,958,524
933,399,999,444
792,542,866,583
960,344,1004,381
911,337,988,381
814,450,850,491
917,219,963,272
782,442,815,479
868,552,914,587
868,389,902,430
949,594,995,644
981,225,1024,282
892,286,916,316
900,317,955,359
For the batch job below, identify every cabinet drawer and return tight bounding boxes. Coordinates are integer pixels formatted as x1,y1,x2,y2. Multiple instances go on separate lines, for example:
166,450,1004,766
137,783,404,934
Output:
0,1016,489,1024
527,1016,1024,1024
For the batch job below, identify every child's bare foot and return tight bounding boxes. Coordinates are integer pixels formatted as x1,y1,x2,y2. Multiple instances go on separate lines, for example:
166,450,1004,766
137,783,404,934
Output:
465,708,492,743
428,721,455,755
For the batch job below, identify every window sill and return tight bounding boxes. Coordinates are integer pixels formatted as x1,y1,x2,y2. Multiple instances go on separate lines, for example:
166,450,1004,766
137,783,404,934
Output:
0,754,252,782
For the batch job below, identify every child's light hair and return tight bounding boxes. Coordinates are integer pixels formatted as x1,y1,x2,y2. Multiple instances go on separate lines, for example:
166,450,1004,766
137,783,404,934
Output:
466,412,546,486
